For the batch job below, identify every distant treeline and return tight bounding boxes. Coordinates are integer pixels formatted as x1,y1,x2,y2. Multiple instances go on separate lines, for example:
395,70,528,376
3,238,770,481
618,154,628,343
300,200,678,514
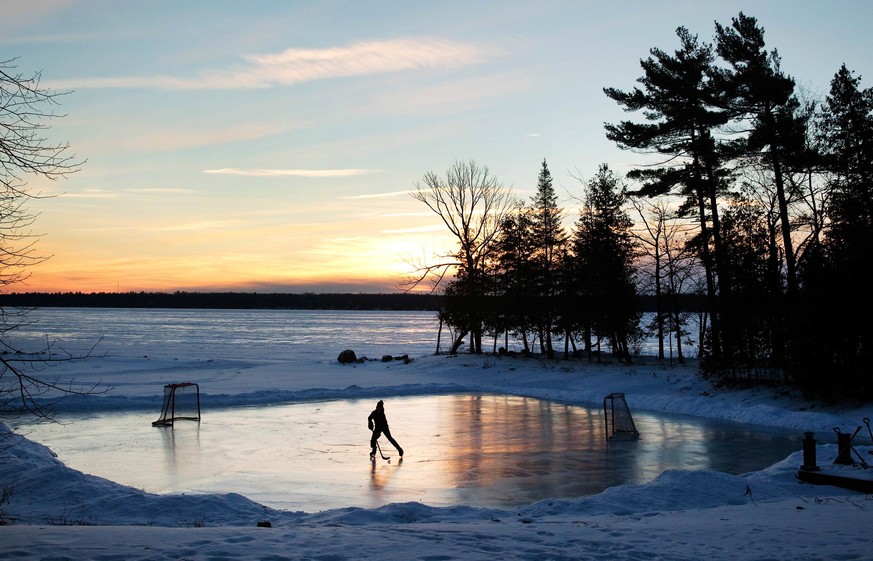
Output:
0,292,443,311
0,291,701,313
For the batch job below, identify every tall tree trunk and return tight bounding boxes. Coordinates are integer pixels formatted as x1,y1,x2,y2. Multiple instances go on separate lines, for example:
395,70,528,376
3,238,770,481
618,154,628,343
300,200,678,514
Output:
655,243,665,360
704,152,731,361
691,153,721,360
449,330,468,354
771,152,797,296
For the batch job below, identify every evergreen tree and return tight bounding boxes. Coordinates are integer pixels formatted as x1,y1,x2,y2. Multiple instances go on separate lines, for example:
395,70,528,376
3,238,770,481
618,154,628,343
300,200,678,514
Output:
714,12,808,298
569,165,639,362
794,65,873,397
604,27,732,361
819,65,873,226
529,159,566,357
493,203,537,353
718,195,782,382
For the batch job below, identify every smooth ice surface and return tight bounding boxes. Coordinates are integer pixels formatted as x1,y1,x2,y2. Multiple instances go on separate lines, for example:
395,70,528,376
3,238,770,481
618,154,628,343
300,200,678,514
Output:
19,393,800,511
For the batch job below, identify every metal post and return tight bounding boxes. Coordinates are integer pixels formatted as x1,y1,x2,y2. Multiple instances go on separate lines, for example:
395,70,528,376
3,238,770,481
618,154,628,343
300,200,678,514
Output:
801,432,818,471
835,432,855,465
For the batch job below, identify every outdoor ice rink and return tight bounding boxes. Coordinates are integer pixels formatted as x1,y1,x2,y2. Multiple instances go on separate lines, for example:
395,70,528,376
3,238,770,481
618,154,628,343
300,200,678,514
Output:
21,394,800,512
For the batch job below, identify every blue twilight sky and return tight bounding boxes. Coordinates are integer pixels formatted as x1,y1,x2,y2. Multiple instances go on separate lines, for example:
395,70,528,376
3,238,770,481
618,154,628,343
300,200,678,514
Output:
2,0,870,293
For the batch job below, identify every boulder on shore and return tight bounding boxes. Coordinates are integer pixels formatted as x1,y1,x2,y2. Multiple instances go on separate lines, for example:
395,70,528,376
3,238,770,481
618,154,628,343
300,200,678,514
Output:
337,349,357,364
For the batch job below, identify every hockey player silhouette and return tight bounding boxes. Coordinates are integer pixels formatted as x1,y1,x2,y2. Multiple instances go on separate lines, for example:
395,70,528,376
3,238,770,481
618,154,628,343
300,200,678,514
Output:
368,400,403,459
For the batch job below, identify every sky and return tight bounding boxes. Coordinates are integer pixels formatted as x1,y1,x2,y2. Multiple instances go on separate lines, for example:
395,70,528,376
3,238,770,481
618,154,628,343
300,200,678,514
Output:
2,0,872,293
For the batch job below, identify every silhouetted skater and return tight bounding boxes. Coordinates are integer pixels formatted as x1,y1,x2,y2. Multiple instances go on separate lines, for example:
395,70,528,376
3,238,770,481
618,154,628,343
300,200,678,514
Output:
368,400,403,459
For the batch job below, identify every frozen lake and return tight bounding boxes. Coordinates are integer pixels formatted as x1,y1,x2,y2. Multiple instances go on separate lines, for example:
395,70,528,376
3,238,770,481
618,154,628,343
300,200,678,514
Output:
4,306,696,362
19,393,801,512
3,307,441,361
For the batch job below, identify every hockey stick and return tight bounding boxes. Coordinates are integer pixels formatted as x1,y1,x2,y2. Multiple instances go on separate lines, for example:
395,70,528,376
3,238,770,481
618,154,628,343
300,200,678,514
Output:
852,444,869,468
376,440,391,461
370,430,391,460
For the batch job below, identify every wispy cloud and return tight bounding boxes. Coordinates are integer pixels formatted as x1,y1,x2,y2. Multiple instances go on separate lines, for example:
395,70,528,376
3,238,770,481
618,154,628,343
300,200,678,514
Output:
59,188,119,199
361,70,531,117
126,188,197,194
203,168,380,178
379,211,434,218
128,122,290,152
57,187,196,199
49,38,498,91
345,190,413,199
381,224,445,234
0,0,72,33
147,220,245,233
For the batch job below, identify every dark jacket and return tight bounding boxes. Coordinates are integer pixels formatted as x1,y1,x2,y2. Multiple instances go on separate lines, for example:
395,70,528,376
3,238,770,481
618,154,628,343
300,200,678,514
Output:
368,407,388,431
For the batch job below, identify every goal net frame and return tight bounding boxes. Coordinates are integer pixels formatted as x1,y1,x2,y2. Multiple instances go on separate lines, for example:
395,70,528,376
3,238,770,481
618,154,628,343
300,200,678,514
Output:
152,382,201,426
603,392,639,440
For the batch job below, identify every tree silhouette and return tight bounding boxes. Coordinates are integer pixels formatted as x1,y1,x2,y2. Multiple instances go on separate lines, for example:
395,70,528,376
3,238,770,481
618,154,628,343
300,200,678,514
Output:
568,165,639,362
409,160,513,353
794,65,873,397
528,159,565,357
1,58,98,423
714,12,807,298
604,27,732,361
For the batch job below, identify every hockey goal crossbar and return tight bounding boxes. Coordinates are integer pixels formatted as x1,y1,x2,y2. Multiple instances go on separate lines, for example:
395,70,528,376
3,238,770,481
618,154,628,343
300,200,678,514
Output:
152,382,201,426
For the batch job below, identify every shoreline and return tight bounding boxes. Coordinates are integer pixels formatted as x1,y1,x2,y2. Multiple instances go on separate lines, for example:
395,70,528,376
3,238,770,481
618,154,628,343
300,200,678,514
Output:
24,352,864,438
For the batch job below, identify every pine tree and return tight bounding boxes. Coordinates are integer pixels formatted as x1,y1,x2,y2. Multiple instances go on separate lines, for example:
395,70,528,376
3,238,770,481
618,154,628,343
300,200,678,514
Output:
569,165,639,362
493,203,537,354
604,27,731,361
819,65,873,227
794,65,873,397
714,12,807,298
718,195,781,380
529,159,566,357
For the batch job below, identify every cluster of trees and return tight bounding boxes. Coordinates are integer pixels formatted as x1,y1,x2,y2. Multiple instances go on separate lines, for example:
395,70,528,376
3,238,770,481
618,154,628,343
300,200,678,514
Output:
410,159,641,361
411,13,873,399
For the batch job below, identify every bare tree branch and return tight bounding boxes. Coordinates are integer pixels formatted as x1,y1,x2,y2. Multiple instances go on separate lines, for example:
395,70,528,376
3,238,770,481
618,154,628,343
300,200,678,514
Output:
1,58,100,425
408,160,513,289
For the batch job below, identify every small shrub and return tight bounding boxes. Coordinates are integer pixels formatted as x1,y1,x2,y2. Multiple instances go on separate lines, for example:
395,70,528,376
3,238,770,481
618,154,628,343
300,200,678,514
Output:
0,480,14,525
48,505,94,526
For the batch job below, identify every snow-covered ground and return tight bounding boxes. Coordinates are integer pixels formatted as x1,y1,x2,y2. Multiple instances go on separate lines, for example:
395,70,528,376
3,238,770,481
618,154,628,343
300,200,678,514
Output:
2,349,873,560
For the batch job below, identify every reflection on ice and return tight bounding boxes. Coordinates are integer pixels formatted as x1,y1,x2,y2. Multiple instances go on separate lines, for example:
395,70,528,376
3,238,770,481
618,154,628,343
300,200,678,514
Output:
18,394,800,512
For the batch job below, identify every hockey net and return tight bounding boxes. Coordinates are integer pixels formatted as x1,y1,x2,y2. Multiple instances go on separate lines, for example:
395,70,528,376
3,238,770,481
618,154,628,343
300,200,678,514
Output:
603,392,639,440
152,382,201,426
